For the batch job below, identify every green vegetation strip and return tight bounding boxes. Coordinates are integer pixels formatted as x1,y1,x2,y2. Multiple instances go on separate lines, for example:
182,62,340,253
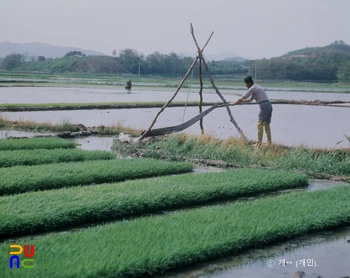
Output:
0,101,216,111
1,185,349,277
0,159,192,196
122,133,350,177
0,137,76,151
2,100,349,112
0,169,307,237
0,149,116,168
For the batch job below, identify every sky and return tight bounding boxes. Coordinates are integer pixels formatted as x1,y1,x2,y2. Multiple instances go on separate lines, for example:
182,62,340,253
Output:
1,0,350,59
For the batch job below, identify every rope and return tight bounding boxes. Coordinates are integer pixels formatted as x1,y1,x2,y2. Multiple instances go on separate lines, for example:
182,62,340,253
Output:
181,64,195,125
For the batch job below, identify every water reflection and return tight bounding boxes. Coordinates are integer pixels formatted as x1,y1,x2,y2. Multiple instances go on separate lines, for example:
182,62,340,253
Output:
2,104,350,148
158,227,350,278
74,136,114,151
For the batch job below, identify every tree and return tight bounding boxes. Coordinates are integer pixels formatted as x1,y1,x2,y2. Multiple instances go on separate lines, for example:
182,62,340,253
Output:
38,56,46,62
118,48,143,73
112,50,117,57
64,51,86,58
337,61,350,83
1,53,25,70
143,51,165,74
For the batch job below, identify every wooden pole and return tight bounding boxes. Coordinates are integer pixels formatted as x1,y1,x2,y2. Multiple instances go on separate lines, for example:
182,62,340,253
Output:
190,23,201,54
138,56,199,141
201,58,251,147
198,56,204,134
190,23,213,135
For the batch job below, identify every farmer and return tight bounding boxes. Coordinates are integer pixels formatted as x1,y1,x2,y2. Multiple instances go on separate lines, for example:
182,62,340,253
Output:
229,76,272,147
125,80,132,90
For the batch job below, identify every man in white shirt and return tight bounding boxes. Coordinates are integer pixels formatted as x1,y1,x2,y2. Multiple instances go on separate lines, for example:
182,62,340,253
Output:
229,76,272,147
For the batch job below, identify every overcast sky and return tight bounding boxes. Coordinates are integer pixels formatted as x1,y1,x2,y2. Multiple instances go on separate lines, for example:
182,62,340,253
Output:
1,0,350,59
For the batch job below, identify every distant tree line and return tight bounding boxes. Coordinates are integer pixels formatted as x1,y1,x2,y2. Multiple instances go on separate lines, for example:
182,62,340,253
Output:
250,41,350,82
116,49,248,76
1,41,350,82
0,49,248,77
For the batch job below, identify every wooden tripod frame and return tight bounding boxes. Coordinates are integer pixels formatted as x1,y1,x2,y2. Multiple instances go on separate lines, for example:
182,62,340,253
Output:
138,24,250,146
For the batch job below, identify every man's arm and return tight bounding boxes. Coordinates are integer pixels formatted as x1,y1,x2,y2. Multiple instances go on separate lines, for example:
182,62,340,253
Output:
229,96,252,106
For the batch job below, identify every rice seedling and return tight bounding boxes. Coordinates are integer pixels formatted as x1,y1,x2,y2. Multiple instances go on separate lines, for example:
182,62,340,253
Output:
1,185,349,277
0,148,116,168
0,137,76,151
0,168,308,237
0,158,193,196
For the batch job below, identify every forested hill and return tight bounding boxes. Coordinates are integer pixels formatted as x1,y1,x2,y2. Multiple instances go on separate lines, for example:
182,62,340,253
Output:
251,41,350,82
284,41,350,57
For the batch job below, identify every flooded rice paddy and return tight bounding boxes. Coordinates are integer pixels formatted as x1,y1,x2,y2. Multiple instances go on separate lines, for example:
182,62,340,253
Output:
1,86,350,103
1,86,350,149
2,104,350,148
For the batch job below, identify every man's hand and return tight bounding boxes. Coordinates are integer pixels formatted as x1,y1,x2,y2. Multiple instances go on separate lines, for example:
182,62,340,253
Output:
229,99,243,106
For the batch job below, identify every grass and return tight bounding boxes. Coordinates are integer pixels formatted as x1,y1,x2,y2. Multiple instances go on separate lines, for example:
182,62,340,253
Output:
1,100,349,112
0,115,142,136
0,158,193,196
115,133,350,178
0,168,308,238
0,116,80,132
0,137,76,151
275,147,350,176
0,101,217,112
1,185,349,277
0,148,116,168
0,113,81,132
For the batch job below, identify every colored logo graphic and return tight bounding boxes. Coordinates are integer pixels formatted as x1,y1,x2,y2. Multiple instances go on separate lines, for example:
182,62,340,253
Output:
9,244,35,269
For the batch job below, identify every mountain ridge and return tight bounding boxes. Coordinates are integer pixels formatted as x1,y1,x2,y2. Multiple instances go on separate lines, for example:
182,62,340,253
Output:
0,41,106,59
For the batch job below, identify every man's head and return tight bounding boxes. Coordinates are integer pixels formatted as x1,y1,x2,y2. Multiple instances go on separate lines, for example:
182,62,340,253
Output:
244,76,254,89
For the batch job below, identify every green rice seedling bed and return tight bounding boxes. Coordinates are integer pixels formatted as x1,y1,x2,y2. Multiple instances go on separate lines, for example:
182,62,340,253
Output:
1,185,349,277
0,137,76,151
0,159,193,196
0,149,116,168
0,169,308,237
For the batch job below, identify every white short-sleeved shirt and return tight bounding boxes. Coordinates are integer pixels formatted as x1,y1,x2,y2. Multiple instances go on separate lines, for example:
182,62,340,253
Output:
240,84,269,103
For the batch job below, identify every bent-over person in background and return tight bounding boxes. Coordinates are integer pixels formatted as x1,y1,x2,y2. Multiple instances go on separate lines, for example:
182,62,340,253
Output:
125,80,132,91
